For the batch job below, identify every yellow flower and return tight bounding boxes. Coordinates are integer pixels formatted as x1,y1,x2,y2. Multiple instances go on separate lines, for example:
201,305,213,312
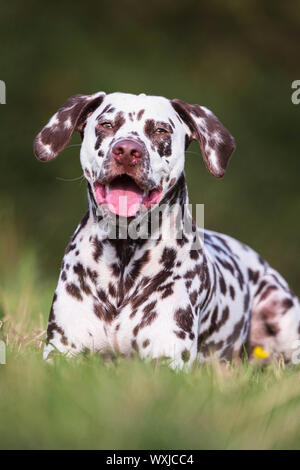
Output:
253,345,270,360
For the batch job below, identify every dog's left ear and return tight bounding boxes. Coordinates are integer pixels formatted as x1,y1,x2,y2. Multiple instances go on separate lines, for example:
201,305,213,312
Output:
171,99,235,178
34,91,106,162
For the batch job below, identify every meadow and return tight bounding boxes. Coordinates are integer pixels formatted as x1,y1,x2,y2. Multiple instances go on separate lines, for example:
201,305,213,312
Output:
1,218,300,450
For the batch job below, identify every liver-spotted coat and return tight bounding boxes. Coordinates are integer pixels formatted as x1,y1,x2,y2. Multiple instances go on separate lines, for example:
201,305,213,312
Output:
34,92,300,368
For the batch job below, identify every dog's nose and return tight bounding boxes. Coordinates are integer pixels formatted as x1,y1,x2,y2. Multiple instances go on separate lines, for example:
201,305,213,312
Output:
112,140,143,167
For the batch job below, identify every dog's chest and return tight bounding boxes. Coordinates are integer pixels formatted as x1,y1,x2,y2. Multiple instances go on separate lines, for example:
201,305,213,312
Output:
77,233,196,304
62,221,202,337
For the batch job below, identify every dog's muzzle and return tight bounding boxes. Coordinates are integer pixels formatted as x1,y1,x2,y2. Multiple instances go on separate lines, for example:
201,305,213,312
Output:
93,139,162,218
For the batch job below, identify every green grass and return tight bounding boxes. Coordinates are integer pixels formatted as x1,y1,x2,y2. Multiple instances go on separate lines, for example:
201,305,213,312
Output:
1,218,300,450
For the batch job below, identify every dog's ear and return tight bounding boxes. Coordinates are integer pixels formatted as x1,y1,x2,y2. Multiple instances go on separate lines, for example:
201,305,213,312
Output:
171,99,235,178
34,92,106,162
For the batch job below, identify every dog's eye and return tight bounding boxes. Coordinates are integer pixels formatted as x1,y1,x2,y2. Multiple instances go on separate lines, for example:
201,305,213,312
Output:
101,122,113,128
155,128,168,135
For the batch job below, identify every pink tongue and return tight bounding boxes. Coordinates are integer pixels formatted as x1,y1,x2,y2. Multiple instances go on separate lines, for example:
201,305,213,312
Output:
106,180,143,217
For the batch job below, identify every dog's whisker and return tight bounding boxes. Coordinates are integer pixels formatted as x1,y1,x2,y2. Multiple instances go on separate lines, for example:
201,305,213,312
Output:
56,175,85,182
64,144,82,149
185,150,202,157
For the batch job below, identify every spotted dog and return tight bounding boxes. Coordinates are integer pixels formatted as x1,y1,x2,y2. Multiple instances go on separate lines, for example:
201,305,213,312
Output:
34,92,300,368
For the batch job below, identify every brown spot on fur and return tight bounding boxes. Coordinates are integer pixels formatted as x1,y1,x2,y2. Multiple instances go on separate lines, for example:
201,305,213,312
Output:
160,247,176,270
181,349,190,363
129,309,138,319
281,298,294,313
200,309,210,324
137,109,145,120
190,249,199,260
93,302,115,324
159,282,174,299
125,250,150,290
174,330,186,340
198,305,230,352
169,118,175,128
133,309,158,336
143,300,157,316
248,268,260,284
190,290,198,306
73,263,92,296
47,321,68,345
87,268,98,285
244,290,250,312
108,283,116,298
100,104,115,115
226,316,244,344
219,275,226,295
49,293,57,323
229,285,235,300
66,283,83,301
97,288,106,303
255,280,268,297
184,134,191,150
92,236,103,262
142,339,150,348
201,340,224,357
261,311,280,336
111,263,120,277
174,305,193,334
130,268,173,312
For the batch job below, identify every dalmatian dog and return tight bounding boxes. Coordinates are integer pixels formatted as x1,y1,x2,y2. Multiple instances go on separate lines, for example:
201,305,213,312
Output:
34,91,300,368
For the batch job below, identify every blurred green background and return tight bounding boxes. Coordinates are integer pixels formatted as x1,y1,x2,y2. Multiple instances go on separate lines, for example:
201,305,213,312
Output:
1,0,300,451
1,0,300,290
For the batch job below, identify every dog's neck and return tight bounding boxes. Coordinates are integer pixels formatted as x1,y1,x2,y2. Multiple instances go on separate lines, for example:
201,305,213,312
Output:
86,172,201,261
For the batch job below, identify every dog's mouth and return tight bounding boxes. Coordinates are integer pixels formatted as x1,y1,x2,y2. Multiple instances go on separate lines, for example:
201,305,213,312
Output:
94,175,162,218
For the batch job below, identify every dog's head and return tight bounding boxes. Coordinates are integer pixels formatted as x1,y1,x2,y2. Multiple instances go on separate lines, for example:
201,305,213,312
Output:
34,92,235,218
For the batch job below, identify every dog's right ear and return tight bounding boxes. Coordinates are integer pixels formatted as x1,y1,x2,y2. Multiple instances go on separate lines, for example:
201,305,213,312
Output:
34,92,106,162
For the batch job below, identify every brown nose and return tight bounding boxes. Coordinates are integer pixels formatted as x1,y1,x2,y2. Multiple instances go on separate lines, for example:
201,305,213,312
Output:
112,139,143,167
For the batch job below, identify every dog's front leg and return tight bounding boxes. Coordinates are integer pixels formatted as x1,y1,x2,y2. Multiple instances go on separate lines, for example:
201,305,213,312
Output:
43,273,110,361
